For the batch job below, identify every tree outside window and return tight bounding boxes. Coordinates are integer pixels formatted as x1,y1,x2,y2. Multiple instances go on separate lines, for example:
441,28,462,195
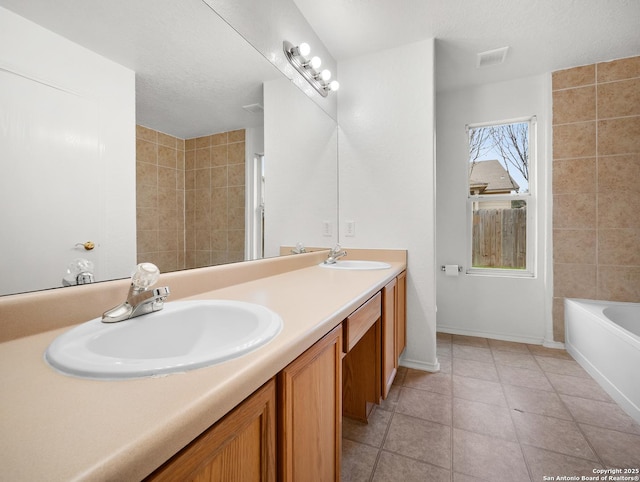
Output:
467,119,534,273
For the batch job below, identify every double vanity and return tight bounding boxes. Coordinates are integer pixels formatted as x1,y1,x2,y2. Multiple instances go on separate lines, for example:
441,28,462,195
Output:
0,249,406,481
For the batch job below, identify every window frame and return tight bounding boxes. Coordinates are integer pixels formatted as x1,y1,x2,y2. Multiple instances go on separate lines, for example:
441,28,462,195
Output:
465,116,537,278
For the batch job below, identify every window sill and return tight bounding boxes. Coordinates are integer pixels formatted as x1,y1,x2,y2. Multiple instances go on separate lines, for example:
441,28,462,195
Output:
465,268,535,279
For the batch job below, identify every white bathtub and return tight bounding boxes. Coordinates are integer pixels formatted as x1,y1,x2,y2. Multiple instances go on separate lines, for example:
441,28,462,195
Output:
565,298,640,424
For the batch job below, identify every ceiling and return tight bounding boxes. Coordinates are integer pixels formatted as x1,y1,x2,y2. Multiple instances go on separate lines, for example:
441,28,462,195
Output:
292,0,640,92
0,0,282,138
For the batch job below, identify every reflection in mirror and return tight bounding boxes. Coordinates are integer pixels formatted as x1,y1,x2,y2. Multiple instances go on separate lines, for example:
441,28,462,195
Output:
0,0,338,297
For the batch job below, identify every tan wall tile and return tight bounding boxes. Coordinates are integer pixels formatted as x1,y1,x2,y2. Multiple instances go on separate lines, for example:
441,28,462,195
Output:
598,117,640,156
211,166,228,188
597,56,640,83
553,229,596,264
597,78,640,119
185,150,196,171
195,135,211,148
158,229,178,252
157,132,177,148
598,191,640,229
552,122,596,159
552,158,596,194
552,86,596,124
228,163,246,187
228,229,245,251
136,125,157,142
228,186,245,208
228,142,245,164
211,145,228,167
598,228,640,266
157,145,177,168
597,266,640,302
136,139,157,164
158,166,177,190
195,147,211,169
228,129,245,142
552,298,565,343
211,132,228,146
136,207,158,231
195,168,211,190
552,65,595,91
553,193,596,229
136,161,157,187
211,230,227,250
137,229,158,253
553,263,597,298
136,182,157,208
598,154,640,192
185,138,196,151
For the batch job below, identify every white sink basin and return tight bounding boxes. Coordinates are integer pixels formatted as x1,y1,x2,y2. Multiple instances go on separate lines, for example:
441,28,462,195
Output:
45,300,283,380
319,260,391,270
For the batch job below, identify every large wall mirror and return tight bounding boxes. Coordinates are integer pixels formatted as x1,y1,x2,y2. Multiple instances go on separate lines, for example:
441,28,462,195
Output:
0,0,338,297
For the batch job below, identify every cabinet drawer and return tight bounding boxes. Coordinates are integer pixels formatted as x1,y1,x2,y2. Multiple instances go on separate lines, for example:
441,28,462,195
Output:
343,292,381,352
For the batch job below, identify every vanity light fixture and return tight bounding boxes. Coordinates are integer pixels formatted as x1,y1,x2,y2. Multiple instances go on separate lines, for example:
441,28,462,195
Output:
284,40,339,97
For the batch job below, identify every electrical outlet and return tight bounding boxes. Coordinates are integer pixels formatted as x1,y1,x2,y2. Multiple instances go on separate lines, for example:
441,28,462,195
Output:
345,220,355,237
322,220,332,237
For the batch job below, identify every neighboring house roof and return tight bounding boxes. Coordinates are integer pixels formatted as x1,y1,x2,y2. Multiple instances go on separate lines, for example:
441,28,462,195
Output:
469,160,519,194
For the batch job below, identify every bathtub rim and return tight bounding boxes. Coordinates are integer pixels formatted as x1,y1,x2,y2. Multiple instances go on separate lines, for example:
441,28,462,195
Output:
565,298,640,349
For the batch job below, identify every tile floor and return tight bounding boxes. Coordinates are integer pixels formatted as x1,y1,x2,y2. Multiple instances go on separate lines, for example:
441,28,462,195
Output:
341,333,640,482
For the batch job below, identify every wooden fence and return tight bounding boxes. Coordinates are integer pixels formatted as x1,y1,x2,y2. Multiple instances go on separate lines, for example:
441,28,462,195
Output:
472,208,526,269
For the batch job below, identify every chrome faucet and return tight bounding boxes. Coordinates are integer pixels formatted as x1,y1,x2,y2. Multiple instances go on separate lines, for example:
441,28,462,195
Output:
102,263,170,323
324,244,347,264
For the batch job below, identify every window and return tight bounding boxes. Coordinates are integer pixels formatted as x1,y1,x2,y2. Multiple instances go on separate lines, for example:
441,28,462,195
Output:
467,117,535,276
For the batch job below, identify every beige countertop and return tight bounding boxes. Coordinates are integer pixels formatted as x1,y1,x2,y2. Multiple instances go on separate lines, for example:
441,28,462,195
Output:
0,250,405,481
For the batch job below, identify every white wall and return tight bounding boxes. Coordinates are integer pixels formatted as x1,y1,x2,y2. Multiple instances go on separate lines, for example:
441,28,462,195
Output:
338,39,438,371
263,78,338,257
0,7,136,294
436,74,553,344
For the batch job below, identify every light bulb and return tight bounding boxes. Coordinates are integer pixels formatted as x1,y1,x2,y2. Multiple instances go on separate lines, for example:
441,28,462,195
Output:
297,42,311,57
319,69,331,81
308,56,321,69
328,80,340,92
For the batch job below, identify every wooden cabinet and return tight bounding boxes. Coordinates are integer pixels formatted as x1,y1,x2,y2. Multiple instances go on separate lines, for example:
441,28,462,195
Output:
342,293,381,422
381,271,407,400
278,324,342,482
396,271,407,359
146,379,276,482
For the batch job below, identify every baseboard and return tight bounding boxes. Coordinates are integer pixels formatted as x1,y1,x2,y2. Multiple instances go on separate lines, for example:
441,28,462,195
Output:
399,355,440,373
436,325,544,345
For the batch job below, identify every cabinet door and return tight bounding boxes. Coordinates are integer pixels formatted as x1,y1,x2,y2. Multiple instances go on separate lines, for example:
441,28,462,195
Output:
382,278,397,399
147,379,276,482
278,324,342,482
395,271,407,359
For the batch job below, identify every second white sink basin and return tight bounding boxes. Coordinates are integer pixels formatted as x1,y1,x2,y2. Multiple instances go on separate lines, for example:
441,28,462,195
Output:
320,260,391,270
45,300,283,380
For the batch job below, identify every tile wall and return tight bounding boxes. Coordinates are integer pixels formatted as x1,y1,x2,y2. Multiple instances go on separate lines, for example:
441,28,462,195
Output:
185,130,246,268
136,126,245,273
136,125,186,273
552,55,640,341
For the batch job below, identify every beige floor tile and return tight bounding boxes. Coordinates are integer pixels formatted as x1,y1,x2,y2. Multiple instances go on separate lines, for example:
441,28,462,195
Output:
452,358,499,382
383,413,451,470
452,344,494,363
503,384,573,420
403,369,452,396
545,372,612,402
396,387,452,425
560,394,640,435
453,398,518,441
492,350,539,370
453,428,530,482
511,411,597,461
521,444,603,481
526,344,573,360
437,341,452,357
341,439,378,481
343,408,392,447
535,356,590,378
488,339,530,353
437,332,453,342
496,364,553,392
453,375,507,407
394,366,408,386
438,355,452,374
580,424,640,468
453,473,487,482
452,335,490,347
372,451,451,482
379,384,401,412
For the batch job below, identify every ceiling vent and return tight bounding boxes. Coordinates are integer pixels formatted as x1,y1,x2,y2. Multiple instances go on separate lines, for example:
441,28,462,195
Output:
476,46,509,68
242,103,264,114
